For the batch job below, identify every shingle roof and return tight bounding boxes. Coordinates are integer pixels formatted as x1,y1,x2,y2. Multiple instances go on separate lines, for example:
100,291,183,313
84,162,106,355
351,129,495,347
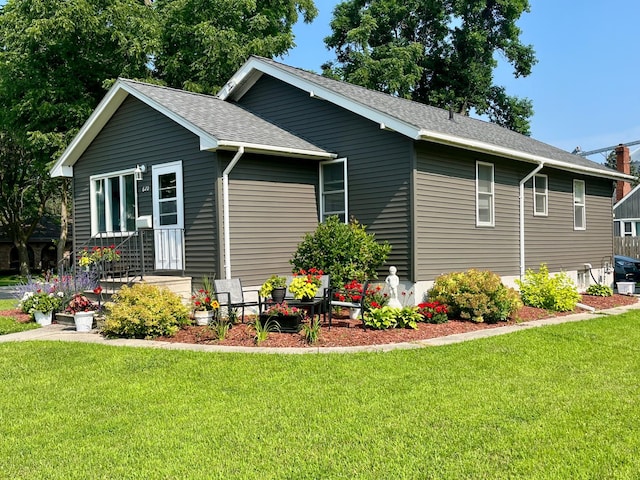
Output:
247,57,620,177
120,79,330,156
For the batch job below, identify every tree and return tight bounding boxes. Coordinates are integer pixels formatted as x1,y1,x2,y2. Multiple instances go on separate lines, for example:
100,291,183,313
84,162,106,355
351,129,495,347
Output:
0,0,158,274
323,0,537,135
154,0,318,94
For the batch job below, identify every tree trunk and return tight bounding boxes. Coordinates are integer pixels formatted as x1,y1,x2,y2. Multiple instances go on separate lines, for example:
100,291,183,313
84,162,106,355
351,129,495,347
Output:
15,238,30,276
57,178,70,271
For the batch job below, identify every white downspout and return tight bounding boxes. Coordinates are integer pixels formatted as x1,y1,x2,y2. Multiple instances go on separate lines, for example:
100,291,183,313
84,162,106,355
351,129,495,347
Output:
223,146,244,279
519,162,544,278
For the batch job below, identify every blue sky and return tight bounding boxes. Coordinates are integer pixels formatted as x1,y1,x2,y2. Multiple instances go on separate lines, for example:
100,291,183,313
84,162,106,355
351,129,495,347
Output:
283,0,640,163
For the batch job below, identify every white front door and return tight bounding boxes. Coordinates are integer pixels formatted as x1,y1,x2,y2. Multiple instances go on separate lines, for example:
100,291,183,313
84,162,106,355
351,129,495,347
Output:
152,161,184,270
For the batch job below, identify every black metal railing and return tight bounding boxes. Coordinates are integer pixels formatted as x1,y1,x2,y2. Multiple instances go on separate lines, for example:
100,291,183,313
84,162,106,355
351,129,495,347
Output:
58,228,185,295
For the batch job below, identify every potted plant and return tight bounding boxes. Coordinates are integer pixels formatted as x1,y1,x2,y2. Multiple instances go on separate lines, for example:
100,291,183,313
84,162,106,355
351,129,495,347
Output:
288,268,323,301
65,293,99,332
20,290,64,326
78,245,121,270
259,275,287,303
259,301,304,333
335,279,365,318
191,285,219,326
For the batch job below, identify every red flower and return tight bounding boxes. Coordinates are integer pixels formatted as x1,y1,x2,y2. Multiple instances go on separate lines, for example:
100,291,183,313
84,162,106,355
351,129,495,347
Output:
93,286,103,295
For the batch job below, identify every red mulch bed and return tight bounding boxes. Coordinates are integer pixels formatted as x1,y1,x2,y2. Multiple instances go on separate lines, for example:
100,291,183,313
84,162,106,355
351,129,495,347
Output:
1,294,635,348
157,294,638,349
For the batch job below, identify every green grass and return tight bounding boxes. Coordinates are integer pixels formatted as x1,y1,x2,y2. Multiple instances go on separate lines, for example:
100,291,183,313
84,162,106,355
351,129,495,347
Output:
0,274,23,286
0,299,38,335
1,312,640,478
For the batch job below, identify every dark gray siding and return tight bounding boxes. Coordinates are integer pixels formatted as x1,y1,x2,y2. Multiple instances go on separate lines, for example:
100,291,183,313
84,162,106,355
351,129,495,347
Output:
72,96,219,280
415,143,520,278
415,142,614,280
524,171,614,271
614,187,640,219
224,153,319,285
235,75,414,281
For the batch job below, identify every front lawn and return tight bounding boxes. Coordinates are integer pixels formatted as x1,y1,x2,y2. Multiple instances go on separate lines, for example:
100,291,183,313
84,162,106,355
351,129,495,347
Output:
1,312,639,478
0,299,38,335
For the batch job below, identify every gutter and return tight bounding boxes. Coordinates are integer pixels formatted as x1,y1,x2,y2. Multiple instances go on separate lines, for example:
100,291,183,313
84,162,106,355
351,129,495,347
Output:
222,146,244,279
520,162,544,278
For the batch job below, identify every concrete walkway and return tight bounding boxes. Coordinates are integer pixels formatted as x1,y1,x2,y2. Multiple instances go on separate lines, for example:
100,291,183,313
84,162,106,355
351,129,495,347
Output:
1,302,639,354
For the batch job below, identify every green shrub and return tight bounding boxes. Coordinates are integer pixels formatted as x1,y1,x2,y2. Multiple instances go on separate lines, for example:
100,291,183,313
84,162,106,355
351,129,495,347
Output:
516,264,580,312
585,284,613,297
291,216,391,288
429,269,522,323
103,283,191,339
363,305,421,330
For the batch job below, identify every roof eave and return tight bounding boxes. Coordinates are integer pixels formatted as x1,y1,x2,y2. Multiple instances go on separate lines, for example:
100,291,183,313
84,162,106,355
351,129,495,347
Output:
214,141,336,160
418,129,634,182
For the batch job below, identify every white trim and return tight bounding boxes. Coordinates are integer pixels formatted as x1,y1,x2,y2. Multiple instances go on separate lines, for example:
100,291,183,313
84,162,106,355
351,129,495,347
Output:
519,163,544,278
214,141,336,159
223,147,245,279
220,57,635,183
533,173,548,217
476,161,495,227
89,168,139,236
573,179,586,231
220,58,421,140
50,79,333,178
320,158,348,222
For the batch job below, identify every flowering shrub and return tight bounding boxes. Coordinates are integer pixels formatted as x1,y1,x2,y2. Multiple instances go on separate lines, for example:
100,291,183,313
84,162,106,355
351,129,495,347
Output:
430,269,521,323
191,289,219,311
363,284,388,310
262,301,303,317
516,264,580,312
78,245,121,267
417,301,449,324
65,293,98,314
289,268,323,299
291,215,391,288
20,290,64,315
103,283,190,338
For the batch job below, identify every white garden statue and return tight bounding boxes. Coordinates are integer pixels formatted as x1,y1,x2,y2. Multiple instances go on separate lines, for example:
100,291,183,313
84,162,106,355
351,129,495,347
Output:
385,266,402,309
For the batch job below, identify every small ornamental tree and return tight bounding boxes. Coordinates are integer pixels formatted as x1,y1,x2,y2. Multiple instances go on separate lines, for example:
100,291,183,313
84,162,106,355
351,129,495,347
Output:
290,216,391,288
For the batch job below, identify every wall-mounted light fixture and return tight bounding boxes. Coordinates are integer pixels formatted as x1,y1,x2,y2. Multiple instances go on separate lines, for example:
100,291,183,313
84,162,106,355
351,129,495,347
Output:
134,164,146,181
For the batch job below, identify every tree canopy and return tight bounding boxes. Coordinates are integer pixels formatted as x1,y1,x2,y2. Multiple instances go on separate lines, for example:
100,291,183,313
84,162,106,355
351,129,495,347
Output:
0,0,317,273
323,0,537,135
154,0,317,93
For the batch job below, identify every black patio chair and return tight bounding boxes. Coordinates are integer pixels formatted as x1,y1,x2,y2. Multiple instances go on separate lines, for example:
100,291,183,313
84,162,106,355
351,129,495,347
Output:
329,280,369,328
213,278,261,323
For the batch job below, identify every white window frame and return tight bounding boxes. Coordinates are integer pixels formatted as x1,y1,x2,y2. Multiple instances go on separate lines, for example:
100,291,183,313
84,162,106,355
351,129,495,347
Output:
573,179,586,231
320,158,348,223
533,174,548,216
615,219,640,237
90,168,138,237
476,161,495,227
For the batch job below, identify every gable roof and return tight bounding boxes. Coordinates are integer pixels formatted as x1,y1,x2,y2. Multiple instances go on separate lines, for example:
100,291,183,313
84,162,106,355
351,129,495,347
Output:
614,183,640,210
220,56,631,182
51,79,334,177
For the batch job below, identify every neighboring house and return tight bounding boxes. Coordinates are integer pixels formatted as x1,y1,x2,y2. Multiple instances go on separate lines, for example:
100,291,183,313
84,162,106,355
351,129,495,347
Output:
50,56,632,296
0,216,65,272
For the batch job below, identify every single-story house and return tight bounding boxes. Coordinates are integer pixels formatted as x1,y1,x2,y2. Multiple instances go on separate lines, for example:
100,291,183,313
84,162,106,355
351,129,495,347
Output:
50,56,632,297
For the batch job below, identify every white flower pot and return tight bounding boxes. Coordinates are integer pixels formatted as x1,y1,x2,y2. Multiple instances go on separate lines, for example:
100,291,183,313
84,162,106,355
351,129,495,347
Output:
34,310,52,326
349,307,361,319
194,310,214,326
74,311,95,332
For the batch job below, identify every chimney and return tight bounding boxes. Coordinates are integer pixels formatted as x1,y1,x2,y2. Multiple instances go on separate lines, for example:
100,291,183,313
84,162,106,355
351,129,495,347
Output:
616,144,631,202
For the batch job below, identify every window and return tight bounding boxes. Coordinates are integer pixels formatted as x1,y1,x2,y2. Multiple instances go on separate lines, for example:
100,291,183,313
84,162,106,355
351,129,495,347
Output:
533,174,548,216
91,170,137,235
476,161,494,226
573,179,586,230
320,158,348,222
